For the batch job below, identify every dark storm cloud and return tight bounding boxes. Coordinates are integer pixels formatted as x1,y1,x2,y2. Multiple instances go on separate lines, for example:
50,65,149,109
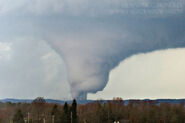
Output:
0,0,185,99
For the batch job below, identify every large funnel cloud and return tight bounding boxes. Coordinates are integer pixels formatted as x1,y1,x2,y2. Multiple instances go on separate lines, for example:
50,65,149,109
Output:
0,0,185,100
45,16,185,99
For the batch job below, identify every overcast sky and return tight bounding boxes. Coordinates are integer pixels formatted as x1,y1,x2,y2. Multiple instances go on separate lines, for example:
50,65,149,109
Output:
0,40,71,99
88,48,185,100
0,0,185,100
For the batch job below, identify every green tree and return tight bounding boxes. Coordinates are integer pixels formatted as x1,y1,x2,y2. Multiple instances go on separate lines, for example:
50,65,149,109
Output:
13,109,24,123
62,102,71,123
72,99,77,123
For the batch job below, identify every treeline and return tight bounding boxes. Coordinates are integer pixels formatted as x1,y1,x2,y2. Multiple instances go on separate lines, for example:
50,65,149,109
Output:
0,97,77,123
0,97,184,123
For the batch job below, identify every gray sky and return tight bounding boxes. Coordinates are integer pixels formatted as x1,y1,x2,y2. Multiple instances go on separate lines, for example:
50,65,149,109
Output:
88,48,185,99
0,40,71,100
0,0,185,100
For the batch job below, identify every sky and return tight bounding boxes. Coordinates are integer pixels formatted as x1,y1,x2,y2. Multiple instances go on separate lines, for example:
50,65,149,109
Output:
0,0,185,100
88,48,185,100
0,40,71,99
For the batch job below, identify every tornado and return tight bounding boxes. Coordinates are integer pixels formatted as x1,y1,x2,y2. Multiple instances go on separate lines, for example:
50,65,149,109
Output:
0,0,185,100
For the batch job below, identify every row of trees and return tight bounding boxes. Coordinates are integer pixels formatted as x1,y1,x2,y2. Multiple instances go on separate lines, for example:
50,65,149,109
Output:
0,97,78,123
78,98,185,123
0,97,184,123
